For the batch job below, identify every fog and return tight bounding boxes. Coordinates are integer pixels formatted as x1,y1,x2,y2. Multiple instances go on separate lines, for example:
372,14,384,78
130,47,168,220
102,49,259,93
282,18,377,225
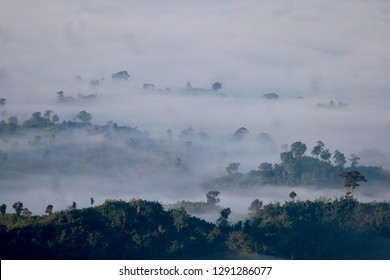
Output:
1,1,390,219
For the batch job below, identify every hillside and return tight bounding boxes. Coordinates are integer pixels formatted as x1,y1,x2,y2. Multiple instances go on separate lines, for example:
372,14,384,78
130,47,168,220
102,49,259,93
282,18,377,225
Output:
1,198,390,260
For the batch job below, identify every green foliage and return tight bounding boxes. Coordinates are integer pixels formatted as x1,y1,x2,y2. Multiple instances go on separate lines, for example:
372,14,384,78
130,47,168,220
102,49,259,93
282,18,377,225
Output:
0,199,221,259
206,140,389,189
245,199,390,259
168,191,221,215
1,198,390,259
338,170,367,198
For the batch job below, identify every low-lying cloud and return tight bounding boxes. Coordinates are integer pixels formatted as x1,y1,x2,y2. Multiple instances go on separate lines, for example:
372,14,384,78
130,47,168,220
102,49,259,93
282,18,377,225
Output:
1,0,389,217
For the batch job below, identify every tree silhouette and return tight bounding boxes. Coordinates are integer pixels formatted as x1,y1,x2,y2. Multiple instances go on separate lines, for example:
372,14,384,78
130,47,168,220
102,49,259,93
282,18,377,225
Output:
349,154,360,168
212,81,222,91
68,201,77,211
206,191,220,205
289,191,297,202
12,201,23,217
338,171,367,198
233,127,248,141
291,141,307,160
45,205,53,215
248,199,263,215
226,162,240,176
333,150,347,168
217,207,231,227
0,204,6,214
311,140,324,158
75,111,92,123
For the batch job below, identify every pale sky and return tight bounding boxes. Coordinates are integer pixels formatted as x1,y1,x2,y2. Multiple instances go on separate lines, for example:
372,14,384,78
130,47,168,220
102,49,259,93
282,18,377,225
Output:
1,0,390,93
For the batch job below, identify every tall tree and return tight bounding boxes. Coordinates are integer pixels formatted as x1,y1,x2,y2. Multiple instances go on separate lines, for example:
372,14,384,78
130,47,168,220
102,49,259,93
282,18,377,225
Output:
248,199,263,215
349,154,360,168
212,81,222,91
338,171,367,198
291,141,307,160
226,162,240,176
311,140,325,158
45,205,53,215
289,191,297,202
206,191,220,205
320,149,332,162
217,207,231,227
0,204,6,214
333,150,347,168
12,201,23,217
75,111,92,123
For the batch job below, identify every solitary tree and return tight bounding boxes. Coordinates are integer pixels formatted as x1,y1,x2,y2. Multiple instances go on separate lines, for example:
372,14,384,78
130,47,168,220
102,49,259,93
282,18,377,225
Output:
68,201,77,211
212,81,222,91
333,150,347,168
311,140,325,158
289,191,297,202
75,111,92,123
45,204,53,215
226,162,240,176
206,191,220,205
248,199,263,215
0,204,6,214
217,207,231,227
233,127,249,141
349,154,360,168
338,170,367,198
12,201,23,217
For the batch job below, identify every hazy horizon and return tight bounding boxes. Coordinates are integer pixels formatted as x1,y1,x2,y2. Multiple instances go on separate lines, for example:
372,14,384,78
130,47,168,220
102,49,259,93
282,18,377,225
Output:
1,0,390,219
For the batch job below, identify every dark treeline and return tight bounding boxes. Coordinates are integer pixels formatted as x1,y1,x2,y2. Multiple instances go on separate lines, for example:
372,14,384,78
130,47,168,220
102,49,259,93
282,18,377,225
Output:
207,141,389,189
1,198,390,259
1,111,389,188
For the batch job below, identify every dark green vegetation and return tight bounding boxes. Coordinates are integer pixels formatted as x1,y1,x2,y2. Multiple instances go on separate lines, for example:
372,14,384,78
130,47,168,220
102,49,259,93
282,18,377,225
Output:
1,110,389,189
1,198,390,259
208,140,390,190
1,110,390,259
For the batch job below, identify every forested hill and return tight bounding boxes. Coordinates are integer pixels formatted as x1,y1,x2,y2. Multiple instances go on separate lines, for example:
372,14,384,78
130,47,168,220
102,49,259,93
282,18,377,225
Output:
206,141,390,189
1,198,390,260
1,111,390,188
